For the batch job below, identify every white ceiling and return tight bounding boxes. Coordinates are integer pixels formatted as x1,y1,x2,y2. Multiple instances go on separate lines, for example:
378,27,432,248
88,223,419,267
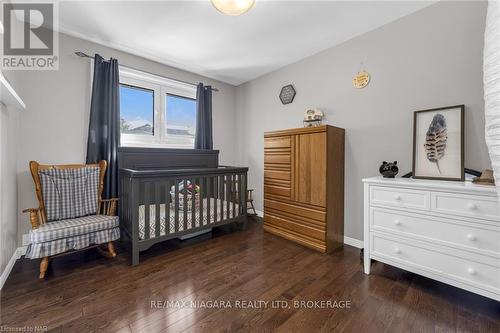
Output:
56,0,435,85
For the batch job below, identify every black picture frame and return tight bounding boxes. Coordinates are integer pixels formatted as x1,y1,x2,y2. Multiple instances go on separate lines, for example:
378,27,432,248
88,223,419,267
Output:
412,105,465,181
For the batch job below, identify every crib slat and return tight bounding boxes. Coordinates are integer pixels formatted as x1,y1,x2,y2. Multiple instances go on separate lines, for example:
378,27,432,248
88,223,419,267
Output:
174,180,179,233
243,173,248,215
183,179,188,232
191,177,196,229
226,174,231,219
155,182,161,238
207,176,211,225
144,182,150,240
239,174,244,216
232,174,236,218
219,175,224,221
165,180,171,235
197,177,203,226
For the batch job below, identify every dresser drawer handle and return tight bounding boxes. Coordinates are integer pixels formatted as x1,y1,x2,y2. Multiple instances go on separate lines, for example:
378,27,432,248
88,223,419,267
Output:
467,203,478,210
466,234,477,241
393,194,402,201
394,247,401,254
394,219,401,226
467,268,476,276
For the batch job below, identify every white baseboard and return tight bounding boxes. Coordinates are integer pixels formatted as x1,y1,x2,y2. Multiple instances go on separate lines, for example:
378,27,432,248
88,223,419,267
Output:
344,236,363,249
0,246,27,290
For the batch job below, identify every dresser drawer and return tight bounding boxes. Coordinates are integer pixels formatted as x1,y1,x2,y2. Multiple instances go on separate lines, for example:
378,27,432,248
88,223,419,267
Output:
264,136,291,149
371,208,500,254
370,186,430,210
431,192,500,221
371,234,500,294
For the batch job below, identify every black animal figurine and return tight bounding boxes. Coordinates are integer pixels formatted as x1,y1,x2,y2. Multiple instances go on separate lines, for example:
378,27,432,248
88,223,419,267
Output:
379,161,399,178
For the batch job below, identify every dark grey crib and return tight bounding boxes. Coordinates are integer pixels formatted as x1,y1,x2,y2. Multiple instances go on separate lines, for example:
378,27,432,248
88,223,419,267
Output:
118,148,248,266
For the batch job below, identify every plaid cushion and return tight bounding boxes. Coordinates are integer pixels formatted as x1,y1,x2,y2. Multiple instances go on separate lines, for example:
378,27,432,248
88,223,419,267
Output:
39,167,99,221
29,215,119,243
25,226,120,259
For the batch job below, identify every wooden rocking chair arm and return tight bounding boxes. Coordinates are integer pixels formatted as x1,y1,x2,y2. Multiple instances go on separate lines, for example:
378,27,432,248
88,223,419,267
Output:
22,207,41,229
99,198,119,216
22,207,40,213
100,198,119,203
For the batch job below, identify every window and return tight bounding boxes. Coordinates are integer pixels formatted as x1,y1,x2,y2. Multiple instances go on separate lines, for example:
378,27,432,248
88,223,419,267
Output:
118,67,197,148
120,84,154,136
165,94,197,148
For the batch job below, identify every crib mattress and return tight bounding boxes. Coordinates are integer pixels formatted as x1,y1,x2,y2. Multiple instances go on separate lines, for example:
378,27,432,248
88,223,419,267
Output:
138,198,239,240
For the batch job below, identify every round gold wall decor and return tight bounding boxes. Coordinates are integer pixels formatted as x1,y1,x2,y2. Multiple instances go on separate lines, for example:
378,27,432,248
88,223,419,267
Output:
353,70,370,89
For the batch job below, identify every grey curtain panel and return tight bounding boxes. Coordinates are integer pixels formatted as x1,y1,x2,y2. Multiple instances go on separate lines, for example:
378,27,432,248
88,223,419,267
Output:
86,54,120,199
195,83,213,149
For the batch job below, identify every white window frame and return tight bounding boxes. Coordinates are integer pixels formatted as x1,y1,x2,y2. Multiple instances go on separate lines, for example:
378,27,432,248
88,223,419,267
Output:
118,66,197,148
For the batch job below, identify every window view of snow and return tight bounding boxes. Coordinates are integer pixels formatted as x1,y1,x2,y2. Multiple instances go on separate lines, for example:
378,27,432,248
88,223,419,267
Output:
119,84,154,135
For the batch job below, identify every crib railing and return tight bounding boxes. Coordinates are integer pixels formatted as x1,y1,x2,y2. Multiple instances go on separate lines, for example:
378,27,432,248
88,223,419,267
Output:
119,166,248,265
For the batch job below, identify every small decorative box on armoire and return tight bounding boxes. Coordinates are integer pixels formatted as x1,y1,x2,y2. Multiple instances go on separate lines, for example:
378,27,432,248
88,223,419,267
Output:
263,125,345,252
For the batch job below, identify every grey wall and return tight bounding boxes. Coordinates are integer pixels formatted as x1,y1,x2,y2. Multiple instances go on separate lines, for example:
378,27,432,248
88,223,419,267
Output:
0,103,19,276
9,32,238,245
235,1,491,241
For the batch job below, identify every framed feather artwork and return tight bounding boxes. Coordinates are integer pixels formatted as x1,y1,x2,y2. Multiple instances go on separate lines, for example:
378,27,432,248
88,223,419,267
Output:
412,105,465,181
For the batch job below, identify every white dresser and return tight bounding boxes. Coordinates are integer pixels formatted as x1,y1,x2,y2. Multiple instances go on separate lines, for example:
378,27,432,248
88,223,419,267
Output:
363,177,500,301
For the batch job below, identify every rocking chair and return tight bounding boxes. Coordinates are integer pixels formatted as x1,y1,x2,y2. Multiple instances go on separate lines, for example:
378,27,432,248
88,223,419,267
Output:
23,160,120,279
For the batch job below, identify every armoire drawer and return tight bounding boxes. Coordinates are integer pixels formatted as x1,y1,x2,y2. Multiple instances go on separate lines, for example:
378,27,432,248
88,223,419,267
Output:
264,198,325,222
264,213,325,242
264,170,291,181
431,192,500,221
371,234,500,294
264,136,291,149
370,186,430,210
371,208,500,254
264,153,291,166
264,185,291,198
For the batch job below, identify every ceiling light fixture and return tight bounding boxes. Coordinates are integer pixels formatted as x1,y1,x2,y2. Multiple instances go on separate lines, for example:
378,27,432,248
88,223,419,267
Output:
211,0,255,16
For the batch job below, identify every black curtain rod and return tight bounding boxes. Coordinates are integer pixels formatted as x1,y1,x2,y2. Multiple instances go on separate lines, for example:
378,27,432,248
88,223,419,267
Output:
74,51,219,92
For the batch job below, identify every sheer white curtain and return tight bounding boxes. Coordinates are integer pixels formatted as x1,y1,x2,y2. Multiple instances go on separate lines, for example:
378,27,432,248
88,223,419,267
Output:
484,1,500,202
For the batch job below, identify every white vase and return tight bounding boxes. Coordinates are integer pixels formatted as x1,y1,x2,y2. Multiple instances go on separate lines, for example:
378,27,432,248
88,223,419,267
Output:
484,1,500,202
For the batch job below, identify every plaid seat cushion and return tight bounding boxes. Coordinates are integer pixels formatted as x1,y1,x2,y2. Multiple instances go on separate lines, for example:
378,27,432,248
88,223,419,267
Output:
39,167,99,221
26,226,120,259
29,215,119,243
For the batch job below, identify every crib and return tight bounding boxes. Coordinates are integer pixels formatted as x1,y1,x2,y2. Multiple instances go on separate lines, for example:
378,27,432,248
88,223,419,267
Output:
118,148,248,265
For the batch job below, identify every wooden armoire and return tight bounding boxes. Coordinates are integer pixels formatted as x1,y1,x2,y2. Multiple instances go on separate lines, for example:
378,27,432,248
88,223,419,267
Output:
263,125,345,252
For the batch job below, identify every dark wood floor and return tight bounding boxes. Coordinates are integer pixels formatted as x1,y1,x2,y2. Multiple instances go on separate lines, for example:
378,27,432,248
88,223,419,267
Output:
1,218,499,332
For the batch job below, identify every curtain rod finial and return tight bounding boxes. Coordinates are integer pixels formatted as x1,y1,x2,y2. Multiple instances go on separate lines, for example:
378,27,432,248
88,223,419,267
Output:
75,51,92,58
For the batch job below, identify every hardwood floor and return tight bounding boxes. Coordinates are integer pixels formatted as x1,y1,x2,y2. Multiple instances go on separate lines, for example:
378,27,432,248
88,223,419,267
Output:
1,217,499,332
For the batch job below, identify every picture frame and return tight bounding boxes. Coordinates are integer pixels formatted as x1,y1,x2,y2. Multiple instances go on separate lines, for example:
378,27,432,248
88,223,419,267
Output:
412,105,465,181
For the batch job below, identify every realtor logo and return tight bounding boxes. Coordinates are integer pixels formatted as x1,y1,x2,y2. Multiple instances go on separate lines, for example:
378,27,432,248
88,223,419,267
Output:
1,1,59,70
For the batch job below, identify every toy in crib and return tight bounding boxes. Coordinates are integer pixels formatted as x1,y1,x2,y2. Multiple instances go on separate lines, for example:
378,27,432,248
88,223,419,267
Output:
170,180,201,209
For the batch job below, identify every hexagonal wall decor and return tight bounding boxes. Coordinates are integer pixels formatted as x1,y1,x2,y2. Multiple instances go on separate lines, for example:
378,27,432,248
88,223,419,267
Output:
279,84,296,104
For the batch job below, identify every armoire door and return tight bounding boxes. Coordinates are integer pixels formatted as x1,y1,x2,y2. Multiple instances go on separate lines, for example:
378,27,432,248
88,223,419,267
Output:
294,132,327,207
